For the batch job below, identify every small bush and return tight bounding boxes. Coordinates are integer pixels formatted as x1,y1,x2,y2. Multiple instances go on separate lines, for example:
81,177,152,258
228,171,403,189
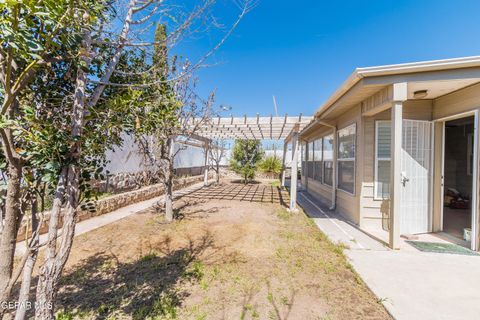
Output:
229,140,264,183
259,156,282,177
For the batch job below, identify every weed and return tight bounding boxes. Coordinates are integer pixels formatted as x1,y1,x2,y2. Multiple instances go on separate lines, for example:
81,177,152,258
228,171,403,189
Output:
377,297,389,304
211,266,220,278
270,180,281,187
139,252,158,263
280,295,290,306
199,278,209,290
331,243,346,256
195,313,207,320
319,260,337,274
133,290,179,320
267,292,274,303
242,303,260,319
276,208,291,220
56,310,74,320
183,260,205,281
97,303,110,316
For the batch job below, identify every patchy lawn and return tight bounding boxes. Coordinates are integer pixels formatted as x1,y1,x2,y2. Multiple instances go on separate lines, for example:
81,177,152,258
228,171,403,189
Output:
55,181,390,320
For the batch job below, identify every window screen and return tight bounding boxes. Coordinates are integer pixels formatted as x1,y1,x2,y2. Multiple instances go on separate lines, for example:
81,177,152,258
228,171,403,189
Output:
323,135,334,186
314,138,323,181
337,124,356,194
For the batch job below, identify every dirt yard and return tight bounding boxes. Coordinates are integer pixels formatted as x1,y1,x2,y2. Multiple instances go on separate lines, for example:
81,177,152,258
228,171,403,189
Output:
55,181,391,319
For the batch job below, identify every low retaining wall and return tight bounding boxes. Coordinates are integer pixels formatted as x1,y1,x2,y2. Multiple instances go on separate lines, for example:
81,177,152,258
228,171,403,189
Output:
17,174,210,241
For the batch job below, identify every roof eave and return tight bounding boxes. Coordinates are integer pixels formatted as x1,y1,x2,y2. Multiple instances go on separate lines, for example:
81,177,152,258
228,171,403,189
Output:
313,55,480,119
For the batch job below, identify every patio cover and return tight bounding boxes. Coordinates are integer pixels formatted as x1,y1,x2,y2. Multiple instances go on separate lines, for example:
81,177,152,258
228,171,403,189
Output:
187,114,314,212
193,114,313,140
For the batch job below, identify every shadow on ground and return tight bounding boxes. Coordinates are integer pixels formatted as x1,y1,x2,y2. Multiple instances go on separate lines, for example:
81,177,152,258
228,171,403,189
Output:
177,182,289,208
56,231,215,319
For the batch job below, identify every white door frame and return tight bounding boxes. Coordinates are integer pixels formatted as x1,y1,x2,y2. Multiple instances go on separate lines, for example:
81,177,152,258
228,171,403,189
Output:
434,110,478,251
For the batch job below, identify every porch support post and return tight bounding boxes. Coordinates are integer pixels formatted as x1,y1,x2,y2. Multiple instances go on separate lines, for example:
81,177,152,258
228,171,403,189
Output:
389,83,407,249
281,140,288,187
289,131,299,212
203,141,209,186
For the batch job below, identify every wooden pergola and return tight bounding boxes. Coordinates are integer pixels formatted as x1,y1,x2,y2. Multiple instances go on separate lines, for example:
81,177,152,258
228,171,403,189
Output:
188,114,314,212
193,114,313,140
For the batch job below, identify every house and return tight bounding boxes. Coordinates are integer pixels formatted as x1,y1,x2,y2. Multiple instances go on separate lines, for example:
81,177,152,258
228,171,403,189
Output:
298,56,480,251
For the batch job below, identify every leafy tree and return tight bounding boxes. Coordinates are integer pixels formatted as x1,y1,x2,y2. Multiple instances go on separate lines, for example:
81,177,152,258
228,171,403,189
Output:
230,140,264,184
0,1,107,317
0,0,253,318
259,155,282,178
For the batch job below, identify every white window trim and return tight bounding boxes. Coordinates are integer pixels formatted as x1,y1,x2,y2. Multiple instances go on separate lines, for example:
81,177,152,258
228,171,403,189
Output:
374,120,391,200
337,123,356,196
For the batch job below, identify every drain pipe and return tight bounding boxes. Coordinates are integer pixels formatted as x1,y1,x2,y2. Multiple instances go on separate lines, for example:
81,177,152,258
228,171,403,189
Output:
317,120,337,211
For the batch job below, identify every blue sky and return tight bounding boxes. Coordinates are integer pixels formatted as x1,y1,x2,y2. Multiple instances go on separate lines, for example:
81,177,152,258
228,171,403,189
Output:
179,0,480,117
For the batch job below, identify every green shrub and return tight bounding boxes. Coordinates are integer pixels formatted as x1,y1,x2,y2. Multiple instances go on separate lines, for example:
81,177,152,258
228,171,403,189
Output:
229,140,264,184
259,156,282,176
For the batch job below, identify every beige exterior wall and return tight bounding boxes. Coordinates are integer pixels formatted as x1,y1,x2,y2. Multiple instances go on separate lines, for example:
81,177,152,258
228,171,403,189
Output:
306,179,332,204
302,81,480,247
301,105,362,225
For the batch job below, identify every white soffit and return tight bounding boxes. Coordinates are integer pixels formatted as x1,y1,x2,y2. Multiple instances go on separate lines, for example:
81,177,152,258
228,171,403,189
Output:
407,79,480,99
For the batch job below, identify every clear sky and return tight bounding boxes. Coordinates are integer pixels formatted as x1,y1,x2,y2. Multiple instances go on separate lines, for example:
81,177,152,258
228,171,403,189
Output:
180,0,480,117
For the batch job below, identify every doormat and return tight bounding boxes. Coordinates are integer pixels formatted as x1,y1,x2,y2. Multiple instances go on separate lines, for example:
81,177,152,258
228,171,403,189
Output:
406,241,479,256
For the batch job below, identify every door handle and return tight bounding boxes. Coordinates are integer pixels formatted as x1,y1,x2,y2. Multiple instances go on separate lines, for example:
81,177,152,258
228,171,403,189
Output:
401,172,409,186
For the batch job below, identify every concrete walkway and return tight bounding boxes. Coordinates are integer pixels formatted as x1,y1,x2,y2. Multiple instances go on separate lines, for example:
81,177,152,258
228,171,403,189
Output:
297,190,480,320
15,182,206,257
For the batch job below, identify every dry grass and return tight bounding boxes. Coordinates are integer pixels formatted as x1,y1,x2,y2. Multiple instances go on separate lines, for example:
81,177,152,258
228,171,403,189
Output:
54,182,391,320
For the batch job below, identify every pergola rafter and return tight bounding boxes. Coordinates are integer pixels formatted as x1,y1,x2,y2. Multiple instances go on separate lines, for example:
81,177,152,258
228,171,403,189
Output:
190,114,313,141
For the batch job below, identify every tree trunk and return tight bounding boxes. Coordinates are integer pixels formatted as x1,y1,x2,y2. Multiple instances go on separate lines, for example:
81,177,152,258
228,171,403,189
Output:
0,161,22,317
35,24,91,318
216,164,220,183
165,177,173,222
35,167,80,319
34,168,67,319
163,137,175,222
14,196,40,320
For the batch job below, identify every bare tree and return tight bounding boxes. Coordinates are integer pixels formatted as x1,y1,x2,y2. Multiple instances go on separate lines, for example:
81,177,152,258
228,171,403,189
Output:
136,87,216,222
209,139,228,183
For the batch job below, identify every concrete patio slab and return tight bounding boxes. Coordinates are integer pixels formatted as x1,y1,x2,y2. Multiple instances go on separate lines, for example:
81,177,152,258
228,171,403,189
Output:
297,190,480,320
347,249,480,320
